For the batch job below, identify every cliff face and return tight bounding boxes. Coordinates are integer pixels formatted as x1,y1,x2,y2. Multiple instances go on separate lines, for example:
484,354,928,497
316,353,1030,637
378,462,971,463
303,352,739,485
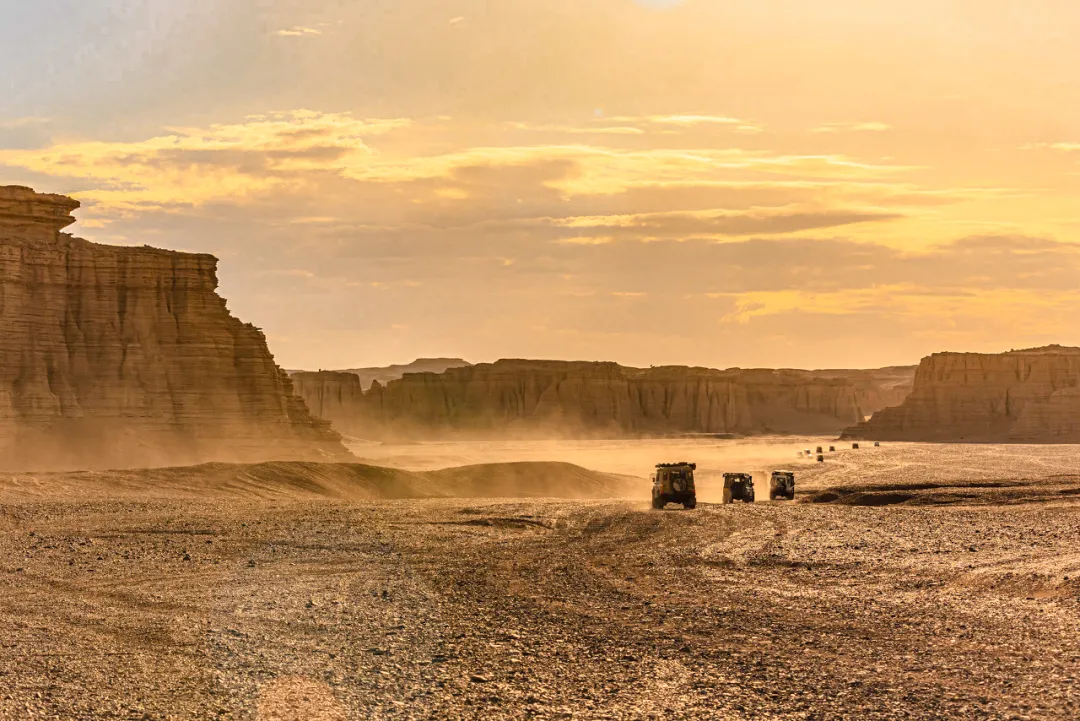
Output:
341,358,472,391
291,372,367,436
291,359,473,391
0,186,349,470
294,359,907,440
814,366,916,419
841,346,1080,442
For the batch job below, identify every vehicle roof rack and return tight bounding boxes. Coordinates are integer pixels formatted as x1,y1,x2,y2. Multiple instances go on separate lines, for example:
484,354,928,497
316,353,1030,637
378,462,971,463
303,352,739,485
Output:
655,462,696,470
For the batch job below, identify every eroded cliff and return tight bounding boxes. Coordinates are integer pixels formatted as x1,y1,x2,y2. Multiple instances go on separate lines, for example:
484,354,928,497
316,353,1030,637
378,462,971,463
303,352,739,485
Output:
337,359,472,391
294,359,913,440
842,346,1080,442
0,186,349,470
291,372,367,437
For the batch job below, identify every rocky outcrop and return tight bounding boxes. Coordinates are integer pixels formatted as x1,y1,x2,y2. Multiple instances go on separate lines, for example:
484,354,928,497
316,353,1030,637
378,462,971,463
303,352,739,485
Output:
291,371,367,437
0,186,350,470
293,359,914,440
292,358,472,391
841,346,1080,442
814,366,916,419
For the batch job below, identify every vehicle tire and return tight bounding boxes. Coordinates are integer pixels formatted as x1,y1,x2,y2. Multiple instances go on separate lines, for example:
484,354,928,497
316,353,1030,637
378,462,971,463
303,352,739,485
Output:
684,500,696,510
745,490,755,503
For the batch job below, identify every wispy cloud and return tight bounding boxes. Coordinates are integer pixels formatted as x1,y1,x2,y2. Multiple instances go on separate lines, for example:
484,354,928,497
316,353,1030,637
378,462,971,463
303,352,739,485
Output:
275,26,323,37
507,122,645,135
1021,142,1080,152
556,236,616,245
547,207,900,239
810,122,891,133
0,110,411,213
604,114,764,133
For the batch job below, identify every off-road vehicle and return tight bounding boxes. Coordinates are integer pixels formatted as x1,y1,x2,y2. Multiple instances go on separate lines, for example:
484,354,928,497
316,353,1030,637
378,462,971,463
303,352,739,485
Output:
770,471,795,500
722,473,755,504
651,462,697,509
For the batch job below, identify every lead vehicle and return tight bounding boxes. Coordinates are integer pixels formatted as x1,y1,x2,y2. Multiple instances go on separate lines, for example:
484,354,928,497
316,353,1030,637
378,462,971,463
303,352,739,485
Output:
651,462,697,509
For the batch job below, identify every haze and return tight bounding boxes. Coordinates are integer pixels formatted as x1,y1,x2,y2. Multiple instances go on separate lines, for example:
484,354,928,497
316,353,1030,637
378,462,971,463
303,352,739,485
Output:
2,0,1079,369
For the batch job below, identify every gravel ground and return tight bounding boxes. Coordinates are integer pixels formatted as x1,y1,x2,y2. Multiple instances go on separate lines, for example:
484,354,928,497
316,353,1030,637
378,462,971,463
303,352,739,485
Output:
1,443,1078,720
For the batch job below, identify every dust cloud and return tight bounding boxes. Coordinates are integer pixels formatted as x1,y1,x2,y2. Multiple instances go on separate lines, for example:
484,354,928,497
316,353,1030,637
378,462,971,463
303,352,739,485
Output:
348,435,834,502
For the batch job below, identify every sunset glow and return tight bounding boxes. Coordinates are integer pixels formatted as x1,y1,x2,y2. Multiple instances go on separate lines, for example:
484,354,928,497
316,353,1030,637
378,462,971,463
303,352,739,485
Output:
3,0,1079,369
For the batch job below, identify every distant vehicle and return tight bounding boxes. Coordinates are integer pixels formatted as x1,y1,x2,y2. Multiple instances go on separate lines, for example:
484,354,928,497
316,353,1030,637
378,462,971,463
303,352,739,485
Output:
816,454,825,463
652,462,697,509
770,471,795,500
722,473,755,504
874,441,881,447
828,445,836,452
816,446,824,454
852,443,861,450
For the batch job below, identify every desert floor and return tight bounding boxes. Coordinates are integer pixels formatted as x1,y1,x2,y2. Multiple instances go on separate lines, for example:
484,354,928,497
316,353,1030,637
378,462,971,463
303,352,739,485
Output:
1,441,1078,720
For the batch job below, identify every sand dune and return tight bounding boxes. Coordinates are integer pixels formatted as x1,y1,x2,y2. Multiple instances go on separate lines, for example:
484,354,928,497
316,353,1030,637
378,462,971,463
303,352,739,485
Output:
0,460,637,503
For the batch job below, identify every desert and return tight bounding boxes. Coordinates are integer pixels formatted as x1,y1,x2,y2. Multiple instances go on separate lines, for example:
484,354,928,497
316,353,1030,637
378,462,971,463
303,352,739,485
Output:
2,186,1080,720
2,440,1078,720
5,4,1080,718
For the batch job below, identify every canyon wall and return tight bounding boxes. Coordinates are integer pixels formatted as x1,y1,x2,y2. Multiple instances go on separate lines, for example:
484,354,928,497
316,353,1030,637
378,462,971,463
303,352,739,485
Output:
813,366,916,419
291,372,367,431
0,186,350,470
841,346,1080,442
291,358,472,391
294,359,914,440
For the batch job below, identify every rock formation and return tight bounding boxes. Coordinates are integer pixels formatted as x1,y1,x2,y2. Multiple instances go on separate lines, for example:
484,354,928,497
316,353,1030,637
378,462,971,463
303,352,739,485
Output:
293,359,915,440
291,371,367,436
0,186,350,471
813,366,916,418
842,346,1080,442
292,358,472,391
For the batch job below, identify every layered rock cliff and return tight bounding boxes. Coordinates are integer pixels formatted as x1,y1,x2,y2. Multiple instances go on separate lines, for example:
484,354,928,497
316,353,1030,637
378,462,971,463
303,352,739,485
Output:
293,359,912,440
814,366,916,418
291,371,367,434
0,186,350,470
289,360,472,390
337,358,472,391
841,346,1080,442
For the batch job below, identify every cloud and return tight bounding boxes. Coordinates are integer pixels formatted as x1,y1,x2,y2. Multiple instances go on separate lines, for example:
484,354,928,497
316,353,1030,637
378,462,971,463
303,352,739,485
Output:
645,114,745,126
810,122,891,133
275,26,323,37
603,114,764,133
507,122,646,135
1022,142,1080,152
341,145,916,196
0,110,410,215
557,236,616,245
548,208,900,239
1,109,926,232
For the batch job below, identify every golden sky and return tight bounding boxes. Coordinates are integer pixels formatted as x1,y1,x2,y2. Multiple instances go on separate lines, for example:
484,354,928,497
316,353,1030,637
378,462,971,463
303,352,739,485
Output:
2,0,1079,369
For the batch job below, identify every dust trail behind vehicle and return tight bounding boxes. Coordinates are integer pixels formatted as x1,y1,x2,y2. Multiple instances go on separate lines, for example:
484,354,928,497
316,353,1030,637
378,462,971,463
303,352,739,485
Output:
348,435,834,502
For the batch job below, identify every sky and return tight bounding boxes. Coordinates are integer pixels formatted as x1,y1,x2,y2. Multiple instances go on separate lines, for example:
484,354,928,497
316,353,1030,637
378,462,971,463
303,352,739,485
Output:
2,0,1080,370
